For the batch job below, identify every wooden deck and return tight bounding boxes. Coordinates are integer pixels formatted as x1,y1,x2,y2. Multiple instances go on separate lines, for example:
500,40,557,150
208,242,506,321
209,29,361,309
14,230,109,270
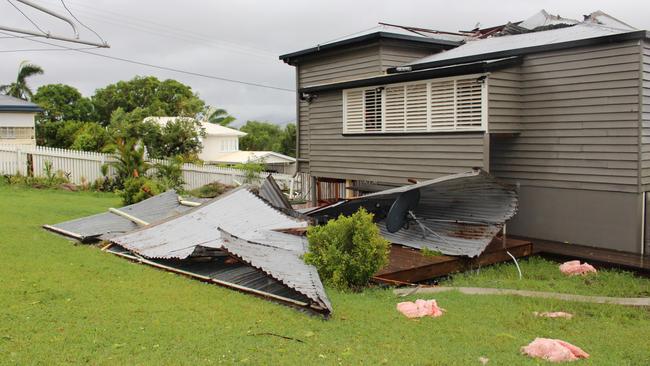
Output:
374,237,533,284
524,237,650,274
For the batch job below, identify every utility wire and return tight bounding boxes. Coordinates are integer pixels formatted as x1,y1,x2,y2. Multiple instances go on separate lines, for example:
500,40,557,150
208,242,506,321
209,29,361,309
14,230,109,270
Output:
0,30,295,93
60,0,106,45
6,0,48,35
40,0,278,59
0,46,99,52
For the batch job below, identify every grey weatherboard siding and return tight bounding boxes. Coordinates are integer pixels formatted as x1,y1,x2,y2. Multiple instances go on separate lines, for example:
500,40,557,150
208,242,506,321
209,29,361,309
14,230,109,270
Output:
291,35,650,254
296,40,443,174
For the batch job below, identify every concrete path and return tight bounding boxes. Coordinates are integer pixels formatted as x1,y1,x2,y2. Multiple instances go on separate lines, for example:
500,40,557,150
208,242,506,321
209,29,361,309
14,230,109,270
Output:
394,286,650,307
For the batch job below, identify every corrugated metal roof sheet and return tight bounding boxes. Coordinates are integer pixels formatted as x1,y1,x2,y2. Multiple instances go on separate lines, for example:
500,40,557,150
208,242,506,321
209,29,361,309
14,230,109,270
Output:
110,188,308,259
43,191,203,241
109,187,331,313
407,22,636,67
307,170,518,258
259,175,292,210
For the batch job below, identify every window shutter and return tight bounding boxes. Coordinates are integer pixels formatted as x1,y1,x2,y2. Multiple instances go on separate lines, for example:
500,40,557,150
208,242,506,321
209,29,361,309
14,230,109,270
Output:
405,83,428,132
344,89,364,133
455,78,483,129
363,88,383,132
429,80,455,130
384,85,405,132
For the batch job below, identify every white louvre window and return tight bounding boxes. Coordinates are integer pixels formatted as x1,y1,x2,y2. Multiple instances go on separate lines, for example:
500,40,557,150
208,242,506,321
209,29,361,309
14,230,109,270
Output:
343,74,487,134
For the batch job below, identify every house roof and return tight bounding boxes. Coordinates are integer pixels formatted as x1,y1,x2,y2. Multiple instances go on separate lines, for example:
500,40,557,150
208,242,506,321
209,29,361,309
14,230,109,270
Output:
144,116,246,137
391,20,646,73
0,94,43,112
279,24,463,65
208,151,296,165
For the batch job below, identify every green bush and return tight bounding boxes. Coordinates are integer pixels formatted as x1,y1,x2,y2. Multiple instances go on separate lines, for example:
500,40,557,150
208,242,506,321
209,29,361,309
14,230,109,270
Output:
304,208,390,291
189,182,230,198
120,177,164,205
153,157,185,193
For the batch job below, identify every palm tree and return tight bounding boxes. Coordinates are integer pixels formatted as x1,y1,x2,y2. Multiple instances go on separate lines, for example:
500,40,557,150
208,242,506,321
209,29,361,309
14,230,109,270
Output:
204,106,235,126
0,61,44,100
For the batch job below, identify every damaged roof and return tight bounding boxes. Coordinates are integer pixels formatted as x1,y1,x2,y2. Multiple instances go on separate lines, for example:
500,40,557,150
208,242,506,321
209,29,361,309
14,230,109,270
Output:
43,190,203,242
307,170,518,258
109,187,331,313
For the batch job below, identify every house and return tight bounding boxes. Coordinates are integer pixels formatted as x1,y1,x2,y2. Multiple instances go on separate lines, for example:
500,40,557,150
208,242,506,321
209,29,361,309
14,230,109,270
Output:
279,11,650,255
0,94,42,145
144,116,296,173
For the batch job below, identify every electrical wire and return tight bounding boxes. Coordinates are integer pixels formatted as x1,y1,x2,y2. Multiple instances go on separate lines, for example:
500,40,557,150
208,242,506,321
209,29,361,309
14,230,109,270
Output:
0,46,98,52
0,30,295,93
6,0,48,35
60,0,106,45
39,0,278,59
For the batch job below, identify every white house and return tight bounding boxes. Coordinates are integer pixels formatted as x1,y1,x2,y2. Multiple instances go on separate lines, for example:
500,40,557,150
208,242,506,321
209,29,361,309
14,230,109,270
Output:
0,95,41,145
144,116,296,173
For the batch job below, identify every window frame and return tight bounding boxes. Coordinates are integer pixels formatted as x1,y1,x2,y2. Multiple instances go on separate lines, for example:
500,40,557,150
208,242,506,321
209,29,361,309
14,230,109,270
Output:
342,73,489,135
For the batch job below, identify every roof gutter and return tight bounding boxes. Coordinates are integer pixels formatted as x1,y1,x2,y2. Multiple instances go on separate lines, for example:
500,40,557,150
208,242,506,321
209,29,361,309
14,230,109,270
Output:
0,105,44,112
386,30,650,74
299,56,522,94
279,31,462,65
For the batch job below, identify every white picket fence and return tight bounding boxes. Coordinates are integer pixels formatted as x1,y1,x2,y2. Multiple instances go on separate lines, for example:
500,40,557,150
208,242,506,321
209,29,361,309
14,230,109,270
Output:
0,144,303,194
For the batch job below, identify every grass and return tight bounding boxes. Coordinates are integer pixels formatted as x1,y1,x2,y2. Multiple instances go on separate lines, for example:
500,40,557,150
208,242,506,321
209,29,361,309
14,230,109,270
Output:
444,256,650,298
1,184,650,365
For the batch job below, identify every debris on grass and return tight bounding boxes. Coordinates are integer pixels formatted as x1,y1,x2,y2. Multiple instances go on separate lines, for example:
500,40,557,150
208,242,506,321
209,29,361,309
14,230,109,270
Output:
478,356,489,365
559,260,597,276
521,338,589,362
533,311,573,319
396,299,444,318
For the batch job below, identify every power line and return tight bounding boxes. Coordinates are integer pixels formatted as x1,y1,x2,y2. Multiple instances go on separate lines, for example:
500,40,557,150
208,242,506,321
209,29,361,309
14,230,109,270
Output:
0,46,98,52
0,30,295,93
39,0,278,59
6,0,48,35
60,0,106,45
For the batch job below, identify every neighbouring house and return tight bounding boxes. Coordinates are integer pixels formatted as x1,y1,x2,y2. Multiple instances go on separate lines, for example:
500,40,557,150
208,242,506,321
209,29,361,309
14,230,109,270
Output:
0,94,41,145
144,116,296,173
279,10,650,255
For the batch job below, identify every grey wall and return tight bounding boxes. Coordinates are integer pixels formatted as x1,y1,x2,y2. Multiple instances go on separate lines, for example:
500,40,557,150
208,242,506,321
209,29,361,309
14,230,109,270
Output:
491,40,642,193
641,40,650,191
509,186,642,253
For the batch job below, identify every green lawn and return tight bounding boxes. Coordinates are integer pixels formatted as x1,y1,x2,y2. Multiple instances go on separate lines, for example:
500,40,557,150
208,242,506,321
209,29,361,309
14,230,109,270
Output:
1,185,650,365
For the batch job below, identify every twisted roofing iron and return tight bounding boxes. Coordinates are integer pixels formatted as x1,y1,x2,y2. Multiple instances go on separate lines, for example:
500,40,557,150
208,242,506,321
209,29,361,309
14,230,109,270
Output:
109,187,331,313
307,169,518,257
43,190,203,242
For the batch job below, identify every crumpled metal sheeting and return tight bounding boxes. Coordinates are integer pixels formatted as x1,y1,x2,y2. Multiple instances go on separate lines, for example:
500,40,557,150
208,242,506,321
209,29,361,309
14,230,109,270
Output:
220,230,332,312
259,175,292,210
44,191,201,241
380,221,502,257
308,170,518,258
107,245,313,305
110,187,308,259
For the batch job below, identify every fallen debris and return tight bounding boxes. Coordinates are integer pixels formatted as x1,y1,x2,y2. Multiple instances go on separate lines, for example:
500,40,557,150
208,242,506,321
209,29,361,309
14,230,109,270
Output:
306,169,518,258
43,190,204,242
394,286,650,306
478,356,489,365
521,338,589,362
559,260,597,276
44,187,332,316
396,299,444,318
533,311,573,319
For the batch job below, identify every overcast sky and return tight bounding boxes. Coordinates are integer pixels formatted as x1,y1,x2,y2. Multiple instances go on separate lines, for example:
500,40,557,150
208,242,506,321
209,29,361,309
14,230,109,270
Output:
1,0,648,126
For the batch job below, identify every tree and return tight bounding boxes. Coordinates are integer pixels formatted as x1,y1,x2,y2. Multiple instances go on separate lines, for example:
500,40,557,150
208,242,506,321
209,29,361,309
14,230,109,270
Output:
279,123,296,157
153,117,204,159
206,107,235,126
32,84,95,123
92,76,205,126
0,61,44,100
238,120,283,152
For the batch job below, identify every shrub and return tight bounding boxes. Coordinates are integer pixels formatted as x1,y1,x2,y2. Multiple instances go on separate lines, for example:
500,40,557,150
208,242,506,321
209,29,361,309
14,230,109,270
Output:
304,208,390,291
233,161,265,184
189,182,230,198
153,156,185,192
120,177,164,205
